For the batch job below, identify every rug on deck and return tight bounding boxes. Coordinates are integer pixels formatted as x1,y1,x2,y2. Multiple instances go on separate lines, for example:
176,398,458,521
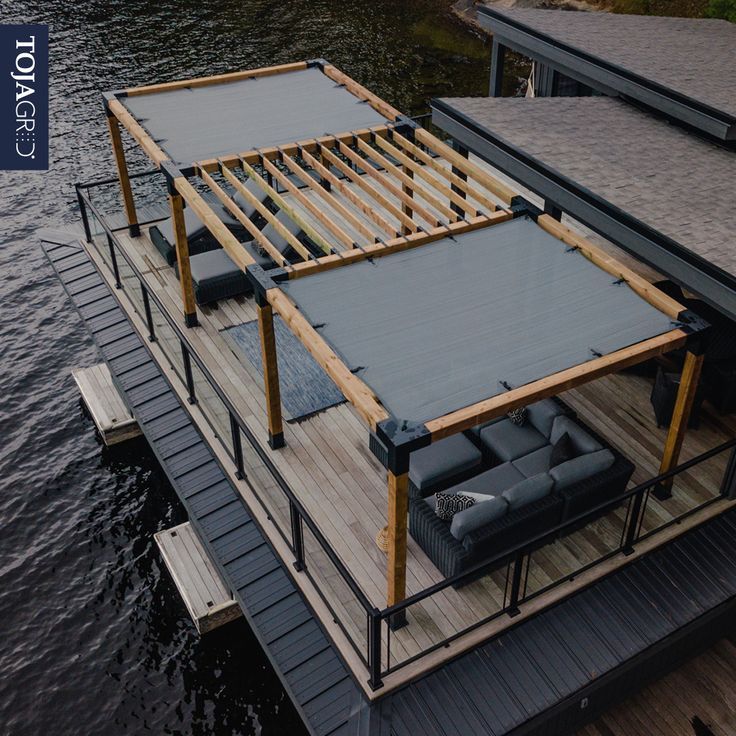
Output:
224,317,345,421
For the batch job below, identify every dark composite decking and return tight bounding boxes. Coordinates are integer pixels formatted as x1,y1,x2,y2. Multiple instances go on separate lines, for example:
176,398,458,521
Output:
43,229,736,736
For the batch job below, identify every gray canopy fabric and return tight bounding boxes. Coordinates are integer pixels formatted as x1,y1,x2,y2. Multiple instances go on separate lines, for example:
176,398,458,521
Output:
282,217,675,424
122,67,388,165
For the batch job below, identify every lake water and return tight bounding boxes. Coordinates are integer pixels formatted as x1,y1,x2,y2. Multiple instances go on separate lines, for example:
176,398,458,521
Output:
0,1,518,733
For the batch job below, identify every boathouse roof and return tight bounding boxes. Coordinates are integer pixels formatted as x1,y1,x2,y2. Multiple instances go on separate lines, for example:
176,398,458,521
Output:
476,6,736,140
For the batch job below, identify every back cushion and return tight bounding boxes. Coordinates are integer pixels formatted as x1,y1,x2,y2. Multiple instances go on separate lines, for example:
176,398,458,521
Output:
550,416,603,456
526,399,566,438
450,495,508,540
502,473,554,511
550,449,615,490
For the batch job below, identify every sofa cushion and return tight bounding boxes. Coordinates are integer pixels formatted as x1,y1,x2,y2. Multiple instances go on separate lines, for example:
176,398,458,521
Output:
550,416,603,456
435,492,474,521
409,434,483,492
449,462,525,497
502,473,555,511
480,419,548,462
231,177,269,219
468,415,504,440
243,240,275,270
261,208,303,256
550,431,576,469
157,206,207,245
184,249,250,304
450,496,509,540
526,398,568,438
549,449,615,490
512,445,553,478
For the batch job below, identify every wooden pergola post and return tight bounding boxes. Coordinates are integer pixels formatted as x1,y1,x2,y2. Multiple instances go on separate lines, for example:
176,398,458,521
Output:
168,191,198,328
106,112,140,237
387,470,409,620
256,296,285,449
655,350,705,499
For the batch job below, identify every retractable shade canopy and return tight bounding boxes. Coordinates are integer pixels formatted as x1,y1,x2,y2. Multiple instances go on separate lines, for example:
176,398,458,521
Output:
121,67,389,165
282,217,676,424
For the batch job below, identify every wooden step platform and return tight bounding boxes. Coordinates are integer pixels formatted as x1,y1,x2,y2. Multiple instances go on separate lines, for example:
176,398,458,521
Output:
155,522,241,634
72,363,141,445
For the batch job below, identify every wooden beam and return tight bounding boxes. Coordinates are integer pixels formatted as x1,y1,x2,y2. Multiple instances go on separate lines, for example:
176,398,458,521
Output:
296,146,397,237
401,165,414,237
260,156,356,250
239,158,333,255
169,191,198,327
657,350,705,494
174,177,256,272
336,140,442,228
389,129,499,213
414,128,517,205
387,471,409,608
537,215,685,319
125,60,309,96
107,98,167,166
197,168,289,266
425,329,688,440
373,133,479,218
321,64,401,121
106,113,140,236
318,143,418,233
285,212,510,279
267,289,389,430
257,302,285,449
278,151,379,243
353,137,459,223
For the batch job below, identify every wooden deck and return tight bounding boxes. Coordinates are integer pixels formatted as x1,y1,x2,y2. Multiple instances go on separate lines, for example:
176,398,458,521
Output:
85,172,736,690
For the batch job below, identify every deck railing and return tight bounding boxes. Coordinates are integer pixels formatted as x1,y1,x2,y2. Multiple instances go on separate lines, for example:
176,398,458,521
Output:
76,176,736,692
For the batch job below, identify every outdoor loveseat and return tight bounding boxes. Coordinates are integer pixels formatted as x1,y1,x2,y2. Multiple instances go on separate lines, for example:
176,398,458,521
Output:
408,398,635,580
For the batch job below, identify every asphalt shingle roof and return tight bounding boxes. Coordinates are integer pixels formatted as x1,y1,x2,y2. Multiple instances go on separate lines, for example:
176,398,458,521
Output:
439,96,736,278
482,8,736,119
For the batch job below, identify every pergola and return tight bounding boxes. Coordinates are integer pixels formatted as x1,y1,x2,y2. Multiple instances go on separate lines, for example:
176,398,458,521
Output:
103,61,708,612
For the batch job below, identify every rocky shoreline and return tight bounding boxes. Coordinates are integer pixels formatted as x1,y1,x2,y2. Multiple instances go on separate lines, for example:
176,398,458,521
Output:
452,0,604,31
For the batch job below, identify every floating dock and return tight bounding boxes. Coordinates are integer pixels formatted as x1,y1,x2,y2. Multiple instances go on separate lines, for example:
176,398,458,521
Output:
73,363,141,445
155,522,241,634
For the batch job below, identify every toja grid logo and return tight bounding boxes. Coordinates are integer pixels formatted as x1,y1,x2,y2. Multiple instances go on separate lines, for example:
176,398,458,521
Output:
1,24,48,170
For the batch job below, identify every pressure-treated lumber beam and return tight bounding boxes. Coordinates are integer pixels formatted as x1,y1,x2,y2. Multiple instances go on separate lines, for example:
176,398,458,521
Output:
257,302,285,449
197,168,288,266
239,158,333,255
657,350,705,497
537,215,684,319
401,165,414,237
285,212,510,279
414,128,517,205
106,113,140,237
390,129,499,213
169,191,198,327
278,152,379,243
107,98,168,167
267,289,389,430
298,146,398,237
316,144,416,233
425,329,688,440
125,60,309,96
322,64,401,121
387,471,409,609
260,156,356,250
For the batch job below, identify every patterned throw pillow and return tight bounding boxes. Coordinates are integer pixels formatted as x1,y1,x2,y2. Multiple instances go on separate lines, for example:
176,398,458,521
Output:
507,406,527,426
435,492,475,521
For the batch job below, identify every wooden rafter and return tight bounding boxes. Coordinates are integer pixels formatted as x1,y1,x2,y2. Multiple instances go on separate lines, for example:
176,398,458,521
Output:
107,98,167,166
321,64,402,121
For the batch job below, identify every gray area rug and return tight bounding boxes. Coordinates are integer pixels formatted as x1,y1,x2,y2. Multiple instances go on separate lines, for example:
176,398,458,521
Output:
224,317,345,421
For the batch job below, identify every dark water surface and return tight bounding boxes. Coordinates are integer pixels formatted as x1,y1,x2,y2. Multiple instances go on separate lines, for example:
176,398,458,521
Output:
0,2,498,734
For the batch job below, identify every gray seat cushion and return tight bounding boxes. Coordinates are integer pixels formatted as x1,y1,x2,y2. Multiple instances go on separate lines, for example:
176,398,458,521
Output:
468,415,504,440
550,449,615,490
526,398,568,439
450,495,509,540
480,419,548,462
185,249,250,304
157,206,207,244
231,177,269,220
261,209,303,256
448,462,525,497
550,416,603,456
502,473,555,511
243,241,274,270
409,434,482,492
513,445,554,478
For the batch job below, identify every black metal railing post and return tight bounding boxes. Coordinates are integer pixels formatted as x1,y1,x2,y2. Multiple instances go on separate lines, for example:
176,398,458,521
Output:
623,486,647,554
230,413,245,479
106,233,122,289
289,501,306,571
367,609,384,690
76,185,92,243
140,284,156,341
181,341,196,404
507,550,525,617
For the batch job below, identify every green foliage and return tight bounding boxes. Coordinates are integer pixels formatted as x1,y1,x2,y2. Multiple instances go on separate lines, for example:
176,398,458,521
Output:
707,0,736,21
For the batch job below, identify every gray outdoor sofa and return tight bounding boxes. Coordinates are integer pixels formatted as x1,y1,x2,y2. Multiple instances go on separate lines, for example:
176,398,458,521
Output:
408,397,635,580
